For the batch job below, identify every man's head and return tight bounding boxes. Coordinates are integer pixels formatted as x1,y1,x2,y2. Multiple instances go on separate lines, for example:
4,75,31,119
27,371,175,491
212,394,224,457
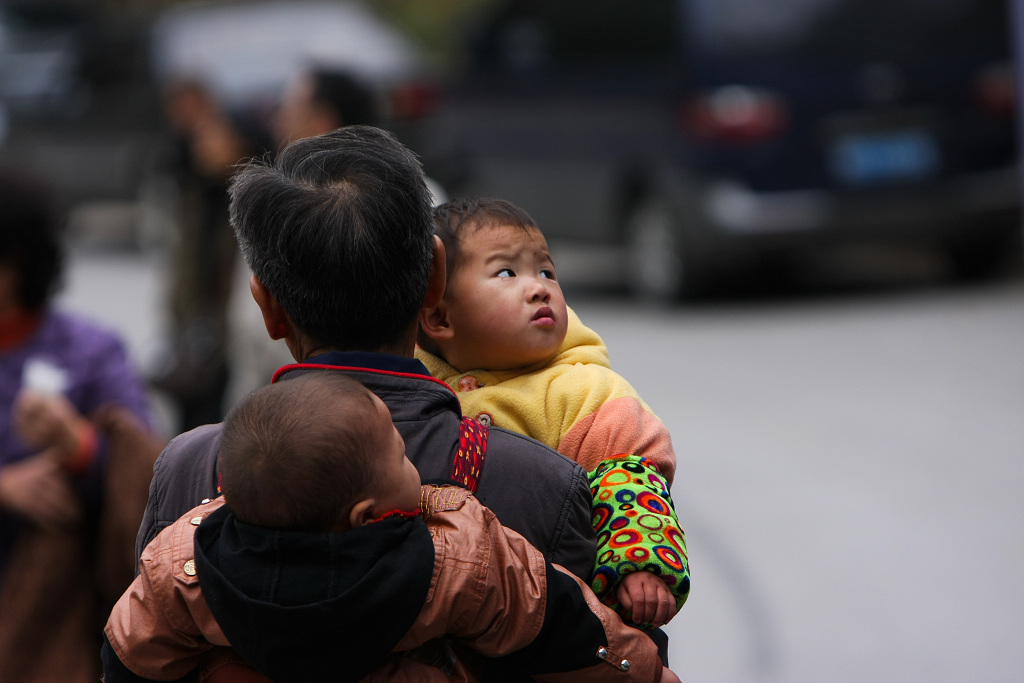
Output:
0,171,64,313
219,372,422,532
419,198,568,372
229,125,439,356
275,68,380,147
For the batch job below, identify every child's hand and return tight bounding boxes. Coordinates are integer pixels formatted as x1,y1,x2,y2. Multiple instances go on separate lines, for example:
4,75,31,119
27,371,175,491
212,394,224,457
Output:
618,571,677,627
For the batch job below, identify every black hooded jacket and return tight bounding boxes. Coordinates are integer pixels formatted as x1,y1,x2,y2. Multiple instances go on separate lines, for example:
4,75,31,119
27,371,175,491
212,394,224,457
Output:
193,505,435,683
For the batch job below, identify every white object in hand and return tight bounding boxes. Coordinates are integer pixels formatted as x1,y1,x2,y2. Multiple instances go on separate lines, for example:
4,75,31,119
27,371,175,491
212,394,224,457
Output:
22,358,68,395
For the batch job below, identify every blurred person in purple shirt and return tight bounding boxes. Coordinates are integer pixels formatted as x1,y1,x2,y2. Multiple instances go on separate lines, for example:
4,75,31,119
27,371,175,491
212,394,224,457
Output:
0,170,162,682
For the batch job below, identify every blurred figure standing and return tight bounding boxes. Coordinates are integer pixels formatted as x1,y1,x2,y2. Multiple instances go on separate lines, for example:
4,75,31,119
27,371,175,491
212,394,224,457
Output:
149,78,270,432
274,67,381,146
0,171,163,681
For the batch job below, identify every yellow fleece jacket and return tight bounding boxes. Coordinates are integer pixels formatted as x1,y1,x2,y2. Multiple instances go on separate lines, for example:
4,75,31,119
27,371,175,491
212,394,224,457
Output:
416,307,675,484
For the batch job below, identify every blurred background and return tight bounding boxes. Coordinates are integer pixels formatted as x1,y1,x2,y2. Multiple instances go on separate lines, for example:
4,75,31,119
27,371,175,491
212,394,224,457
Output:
3,0,1022,681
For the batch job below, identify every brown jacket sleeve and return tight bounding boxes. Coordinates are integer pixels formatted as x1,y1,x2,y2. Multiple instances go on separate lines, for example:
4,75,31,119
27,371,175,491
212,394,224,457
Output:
105,500,229,680
398,486,662,681
536,565,663,682
394,486,548,655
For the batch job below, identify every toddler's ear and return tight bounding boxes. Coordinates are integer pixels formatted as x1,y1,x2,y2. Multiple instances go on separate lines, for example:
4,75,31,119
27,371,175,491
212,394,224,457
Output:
348,499,377,529
418,303,454,341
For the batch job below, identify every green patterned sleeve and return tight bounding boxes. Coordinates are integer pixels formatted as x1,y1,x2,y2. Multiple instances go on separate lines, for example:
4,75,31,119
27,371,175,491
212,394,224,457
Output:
588,455,690,621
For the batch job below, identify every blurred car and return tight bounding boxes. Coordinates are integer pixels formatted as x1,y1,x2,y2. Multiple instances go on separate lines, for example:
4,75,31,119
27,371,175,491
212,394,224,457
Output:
422,0,1021,298
0,1,160,235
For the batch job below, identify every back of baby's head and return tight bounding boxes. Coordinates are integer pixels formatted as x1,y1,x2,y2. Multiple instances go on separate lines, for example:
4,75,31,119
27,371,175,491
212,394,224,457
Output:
219,373,381,531
433,197,539,282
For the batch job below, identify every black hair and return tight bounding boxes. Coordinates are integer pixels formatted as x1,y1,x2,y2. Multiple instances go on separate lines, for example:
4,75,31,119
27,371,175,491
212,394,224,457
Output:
228,125,435,351
219,372,382,531
432,197,539,283
0,170,65,310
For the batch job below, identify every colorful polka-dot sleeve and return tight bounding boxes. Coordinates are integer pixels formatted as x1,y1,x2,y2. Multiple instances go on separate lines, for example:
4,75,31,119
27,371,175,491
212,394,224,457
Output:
588,455,690,623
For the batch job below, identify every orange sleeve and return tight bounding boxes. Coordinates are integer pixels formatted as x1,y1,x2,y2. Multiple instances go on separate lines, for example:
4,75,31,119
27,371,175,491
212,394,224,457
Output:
558,396,676,484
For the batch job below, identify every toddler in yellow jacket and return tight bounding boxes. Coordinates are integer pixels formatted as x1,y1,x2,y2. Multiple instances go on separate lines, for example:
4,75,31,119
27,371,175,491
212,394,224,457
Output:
417,198,689,628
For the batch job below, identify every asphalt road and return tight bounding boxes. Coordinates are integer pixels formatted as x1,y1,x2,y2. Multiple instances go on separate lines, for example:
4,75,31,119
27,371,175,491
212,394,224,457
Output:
571,274,1024,683
59,246,1024,683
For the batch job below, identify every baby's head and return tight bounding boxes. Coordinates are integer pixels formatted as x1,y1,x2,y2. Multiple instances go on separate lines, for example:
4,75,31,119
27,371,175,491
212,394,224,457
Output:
418,198,568,372
219,372,421,532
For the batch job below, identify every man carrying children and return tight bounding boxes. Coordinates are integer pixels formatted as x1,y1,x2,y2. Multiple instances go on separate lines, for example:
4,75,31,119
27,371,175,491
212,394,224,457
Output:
109,373,680,681
133,126,679,679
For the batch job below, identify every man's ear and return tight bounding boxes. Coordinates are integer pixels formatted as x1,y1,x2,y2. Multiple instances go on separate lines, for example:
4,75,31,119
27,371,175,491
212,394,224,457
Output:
348,499,378,529
250,275,291,341
422,235,446,309
418,301,453,342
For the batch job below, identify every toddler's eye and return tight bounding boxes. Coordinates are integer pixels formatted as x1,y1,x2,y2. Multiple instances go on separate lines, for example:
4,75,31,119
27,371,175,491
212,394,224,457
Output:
540,269,556,280
496,268,515,278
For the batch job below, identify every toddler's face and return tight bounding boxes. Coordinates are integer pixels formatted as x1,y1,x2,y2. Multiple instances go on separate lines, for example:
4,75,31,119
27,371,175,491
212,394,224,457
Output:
367,393,422,515
441,224,568,372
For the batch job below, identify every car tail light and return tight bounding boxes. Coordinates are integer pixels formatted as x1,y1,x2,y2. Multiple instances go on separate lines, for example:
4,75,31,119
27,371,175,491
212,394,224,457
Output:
974,62,1015,117
389,80,438,121
681,85,789,144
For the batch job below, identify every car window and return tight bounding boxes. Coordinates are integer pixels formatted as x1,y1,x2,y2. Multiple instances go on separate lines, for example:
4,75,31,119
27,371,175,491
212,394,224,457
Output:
472,0,678,71
0,5,83,116
687,0,1006,58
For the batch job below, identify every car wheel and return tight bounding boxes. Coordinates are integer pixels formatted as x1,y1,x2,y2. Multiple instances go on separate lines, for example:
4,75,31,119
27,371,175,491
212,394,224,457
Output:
946,227,1021,281
624,197,687,301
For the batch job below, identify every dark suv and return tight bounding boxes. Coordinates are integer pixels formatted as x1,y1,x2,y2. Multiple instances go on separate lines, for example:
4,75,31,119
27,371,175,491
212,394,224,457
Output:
422,0,1020,298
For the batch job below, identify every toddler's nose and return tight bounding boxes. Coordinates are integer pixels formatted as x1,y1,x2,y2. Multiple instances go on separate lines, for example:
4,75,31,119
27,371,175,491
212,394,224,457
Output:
528,278,551,302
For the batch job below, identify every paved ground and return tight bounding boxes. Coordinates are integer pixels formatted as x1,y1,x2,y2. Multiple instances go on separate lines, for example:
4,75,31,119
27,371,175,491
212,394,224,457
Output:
573,279,1024,683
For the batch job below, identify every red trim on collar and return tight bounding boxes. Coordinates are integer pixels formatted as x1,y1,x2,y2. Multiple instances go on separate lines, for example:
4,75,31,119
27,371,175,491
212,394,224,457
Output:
371,508,421,524
272,363,456,394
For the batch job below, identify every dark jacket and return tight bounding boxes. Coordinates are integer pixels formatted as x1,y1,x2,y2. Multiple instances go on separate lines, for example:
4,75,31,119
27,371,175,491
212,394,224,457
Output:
135,352,596,581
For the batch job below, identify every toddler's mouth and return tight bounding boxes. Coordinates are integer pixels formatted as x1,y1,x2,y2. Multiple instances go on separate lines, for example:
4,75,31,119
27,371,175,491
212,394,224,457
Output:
531,306,555,326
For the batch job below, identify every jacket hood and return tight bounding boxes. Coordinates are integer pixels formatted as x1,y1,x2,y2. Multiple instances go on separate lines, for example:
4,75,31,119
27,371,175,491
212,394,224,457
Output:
549,306,610,368
194,505,434,683
417,305,611,386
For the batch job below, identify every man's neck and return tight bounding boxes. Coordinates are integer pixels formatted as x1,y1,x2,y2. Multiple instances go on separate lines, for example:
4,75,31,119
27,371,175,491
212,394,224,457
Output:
279,350,432,382
296,327,418,362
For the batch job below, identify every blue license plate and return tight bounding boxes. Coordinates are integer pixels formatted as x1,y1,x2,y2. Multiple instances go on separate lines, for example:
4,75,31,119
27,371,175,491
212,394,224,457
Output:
829,130,941,185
